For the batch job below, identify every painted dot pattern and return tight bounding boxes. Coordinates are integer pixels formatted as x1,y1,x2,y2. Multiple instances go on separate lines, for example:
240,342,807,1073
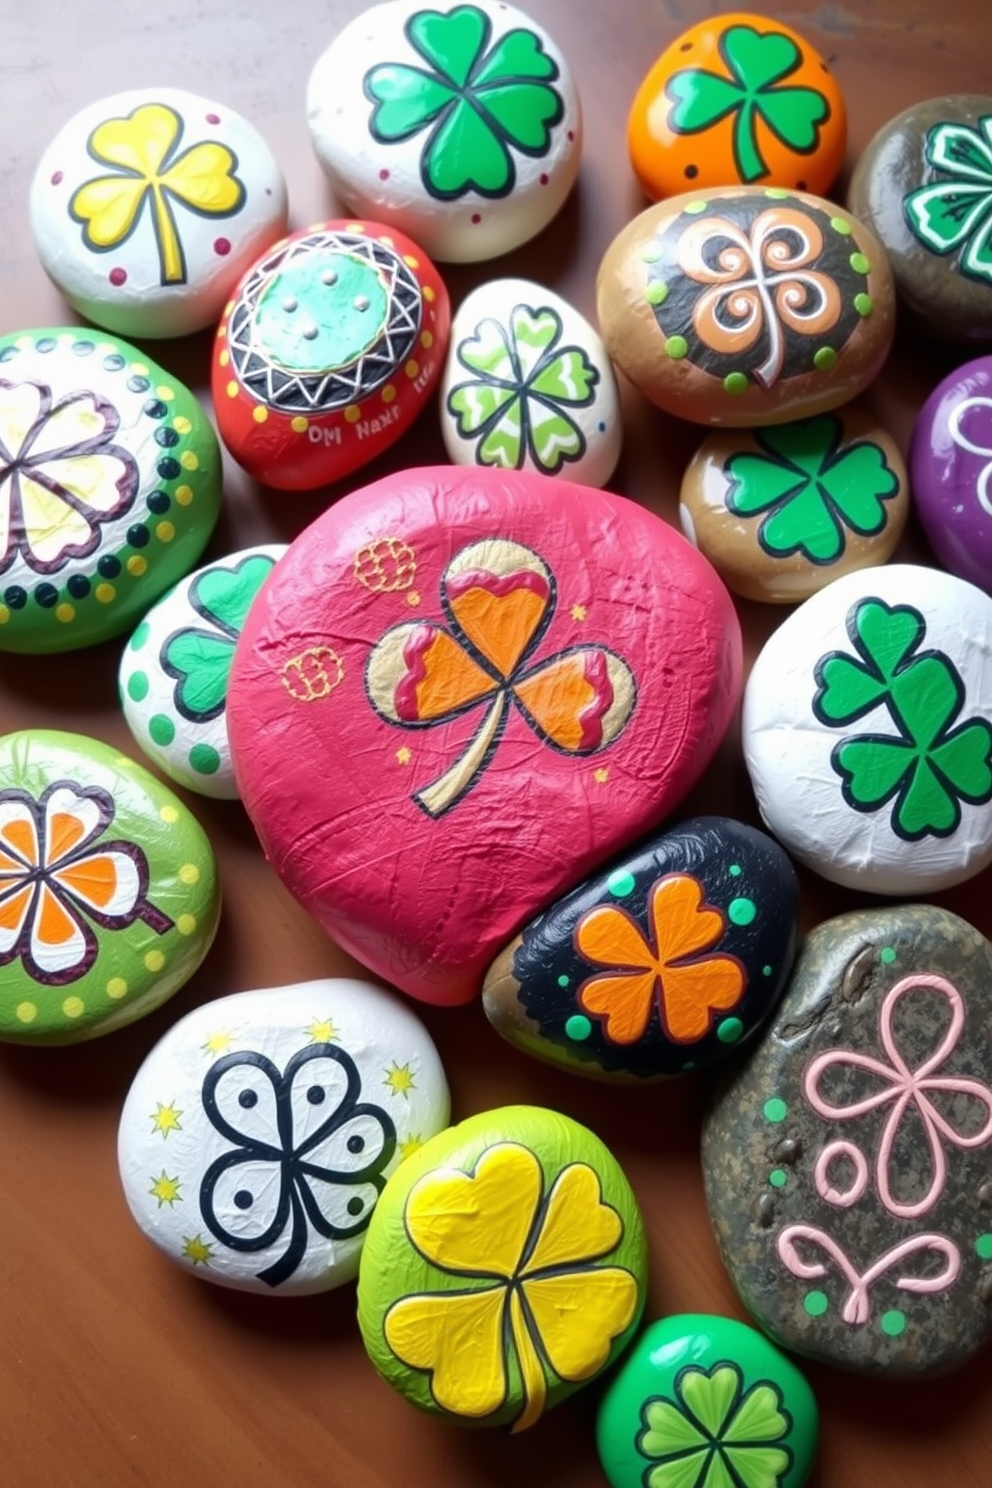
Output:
804,1290,829,1317
764,1098,788,1123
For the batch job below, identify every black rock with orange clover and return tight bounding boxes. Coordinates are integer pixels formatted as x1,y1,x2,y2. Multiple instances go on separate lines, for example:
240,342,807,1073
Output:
482,816,800,1081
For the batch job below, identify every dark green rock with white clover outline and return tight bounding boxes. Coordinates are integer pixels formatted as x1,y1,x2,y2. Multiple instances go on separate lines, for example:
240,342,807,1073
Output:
0,328,221,653
703,905,992,1376
597,1313,818,1488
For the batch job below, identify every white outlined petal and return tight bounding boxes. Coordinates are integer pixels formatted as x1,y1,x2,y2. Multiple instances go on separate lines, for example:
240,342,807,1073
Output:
43,786,105,866
0,381,43,462
52,848,140,919
25,392,113,458
17,473,92,565
0,882,35,954
0,796,40,872
28,881,91,977
35,453,133,514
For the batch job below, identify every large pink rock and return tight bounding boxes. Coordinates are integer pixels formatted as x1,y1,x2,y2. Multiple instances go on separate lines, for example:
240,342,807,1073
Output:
227,467,742,1005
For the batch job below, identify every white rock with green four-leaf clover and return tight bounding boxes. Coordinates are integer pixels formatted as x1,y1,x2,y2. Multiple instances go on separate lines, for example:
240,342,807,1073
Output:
30,87,288,339
306,0,582,263
117,978,451,1294
440,279,621,486
743,564,992,894
119,545,287,799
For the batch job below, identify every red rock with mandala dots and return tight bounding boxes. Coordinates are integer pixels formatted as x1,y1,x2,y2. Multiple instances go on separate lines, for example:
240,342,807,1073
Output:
597,187,895,427
226,466,743,1006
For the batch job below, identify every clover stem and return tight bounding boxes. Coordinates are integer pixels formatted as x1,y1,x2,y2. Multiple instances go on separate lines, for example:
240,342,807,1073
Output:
508,1287,547,1434
150,183,186,284
415,692,507,818
733,102,767,183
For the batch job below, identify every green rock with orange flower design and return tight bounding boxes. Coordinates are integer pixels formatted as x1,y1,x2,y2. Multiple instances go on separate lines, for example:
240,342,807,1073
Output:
483,817,800,1081
0,328,221,654
357,1105,647,1429
0,730,219,1043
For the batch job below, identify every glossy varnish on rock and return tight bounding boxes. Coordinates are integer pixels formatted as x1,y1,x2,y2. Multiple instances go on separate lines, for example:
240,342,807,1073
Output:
703,906,992,1376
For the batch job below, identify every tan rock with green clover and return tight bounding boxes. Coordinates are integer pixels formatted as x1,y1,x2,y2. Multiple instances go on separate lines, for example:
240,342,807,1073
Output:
0,730,219,1044
357,1105,647,1429
680,408,908,602
441,279,620,487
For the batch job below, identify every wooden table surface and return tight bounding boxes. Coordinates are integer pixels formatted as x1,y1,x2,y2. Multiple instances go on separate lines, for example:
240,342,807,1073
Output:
2,2,992,1485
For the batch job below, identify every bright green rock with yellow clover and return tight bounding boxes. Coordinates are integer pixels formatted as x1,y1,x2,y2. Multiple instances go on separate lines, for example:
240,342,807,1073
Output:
0,328,221,654
0,730,220,1044
597,1314,819,1488
357,1104,647,1430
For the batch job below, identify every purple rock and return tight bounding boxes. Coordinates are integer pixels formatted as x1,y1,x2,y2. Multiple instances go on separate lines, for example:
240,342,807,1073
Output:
910,356,992,593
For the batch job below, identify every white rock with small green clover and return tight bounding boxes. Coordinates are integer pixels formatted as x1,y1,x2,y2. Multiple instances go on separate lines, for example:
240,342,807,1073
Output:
119,545,286,798
440,279,621,487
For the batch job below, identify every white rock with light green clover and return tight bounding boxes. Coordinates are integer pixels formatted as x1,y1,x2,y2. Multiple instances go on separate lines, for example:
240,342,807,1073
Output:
306,0,582,263
119,545,286,799
117,977,451,1294
440,279,621,486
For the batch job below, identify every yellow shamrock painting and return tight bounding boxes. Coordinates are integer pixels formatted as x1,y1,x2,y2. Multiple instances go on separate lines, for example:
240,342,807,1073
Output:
69,102,245,284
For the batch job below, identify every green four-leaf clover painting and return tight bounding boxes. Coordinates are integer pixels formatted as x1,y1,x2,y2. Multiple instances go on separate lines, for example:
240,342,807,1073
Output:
905,114,992,285
364,4,565,199
446,302,599,473
725,415,901,565
665,23,830,184
638,1362,794,1488
813,597,992,841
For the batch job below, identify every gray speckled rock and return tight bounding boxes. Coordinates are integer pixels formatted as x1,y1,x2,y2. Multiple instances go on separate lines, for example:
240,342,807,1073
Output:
703,906,992,1376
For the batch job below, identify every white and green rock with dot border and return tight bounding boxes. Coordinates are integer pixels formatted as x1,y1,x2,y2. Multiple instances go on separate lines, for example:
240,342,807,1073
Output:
119,545,287,798
0,730,220,1044
0,328,221,653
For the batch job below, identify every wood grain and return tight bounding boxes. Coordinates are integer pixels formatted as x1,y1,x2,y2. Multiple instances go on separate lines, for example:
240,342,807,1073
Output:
2,3,992,1485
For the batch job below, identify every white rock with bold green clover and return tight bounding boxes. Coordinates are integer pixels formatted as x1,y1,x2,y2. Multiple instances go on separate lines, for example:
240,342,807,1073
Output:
440,279,621,487
119,545,286,798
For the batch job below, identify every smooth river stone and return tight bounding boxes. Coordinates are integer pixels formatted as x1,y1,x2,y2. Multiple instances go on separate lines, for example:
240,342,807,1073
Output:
226,465,743,1005
909,356,992,593
703,905,992,1377
30,88,288,340
117,978,450,1294
680,407,909,603
119,545,287,799
440,278,621,487
0,730,219,1044
306,0,582,264
597,188,894,427
849,96,992,343
212,219,449,491
483,816,799,1082
597,1313,819,1488
0,328,221,654
743,563,992,894
628,13,846,202
357,1105,647,1429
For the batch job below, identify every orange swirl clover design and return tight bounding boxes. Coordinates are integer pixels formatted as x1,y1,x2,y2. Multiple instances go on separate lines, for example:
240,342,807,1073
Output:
676,207,842,389
364,538,636,817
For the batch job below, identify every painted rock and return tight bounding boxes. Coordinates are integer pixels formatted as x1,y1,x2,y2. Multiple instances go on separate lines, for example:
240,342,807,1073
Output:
227,466,743,1005
0,328,221,654
306,0,581,264
357,1105,646,1428
482,816,799,1082
117,978,449,1294
597,188,894,427
909,356,992,593
0,730,219,1044
704,906,992,1376
849,96,992,343
597,1314,819,1488
212,220,449,491
119,545,287,799
743,564,992,894
680,408,909,603
440,278,620,487
628,13,846,203
30,88,288,340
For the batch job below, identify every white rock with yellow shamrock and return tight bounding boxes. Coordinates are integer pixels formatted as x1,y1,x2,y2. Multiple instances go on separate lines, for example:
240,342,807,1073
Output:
117,979,451,1294
30,87,288,337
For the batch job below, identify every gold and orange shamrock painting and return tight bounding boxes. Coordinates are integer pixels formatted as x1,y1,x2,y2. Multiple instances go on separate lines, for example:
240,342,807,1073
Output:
576,873,746,1043
364,538,636,816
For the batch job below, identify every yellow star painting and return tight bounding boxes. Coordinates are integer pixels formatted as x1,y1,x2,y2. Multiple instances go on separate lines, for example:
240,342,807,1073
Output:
383,1061,416,1099
305,1018,339,1044
149,1102,182,1139
182,1235,214,1267
149,1172,182,1207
